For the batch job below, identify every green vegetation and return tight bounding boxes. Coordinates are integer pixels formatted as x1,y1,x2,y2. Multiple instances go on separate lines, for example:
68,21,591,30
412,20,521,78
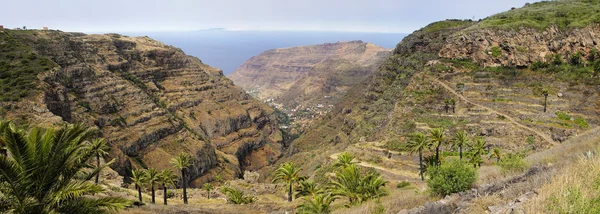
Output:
170,152,192,204
407,132,430,181
88,138,110,184
159,170,178,205
329,164,388,205
426,159,477,196
548,187,600,213
0,120,130,213
396,181,411,189
202,183,214,199
297,193,337,214
272,162,304,202
423,19,474,33
498,153,528,174
429,128,446,165
131,169,147,203
477,0,600,30
220,187,257,204
144,168,161,204
0,31,57,102
490,46,502,58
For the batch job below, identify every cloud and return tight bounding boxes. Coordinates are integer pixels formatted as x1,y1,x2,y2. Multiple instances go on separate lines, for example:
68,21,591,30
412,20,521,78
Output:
0,0,538,33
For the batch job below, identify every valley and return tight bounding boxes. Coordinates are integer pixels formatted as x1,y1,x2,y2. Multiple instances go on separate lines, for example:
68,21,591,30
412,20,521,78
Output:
2,0,600,214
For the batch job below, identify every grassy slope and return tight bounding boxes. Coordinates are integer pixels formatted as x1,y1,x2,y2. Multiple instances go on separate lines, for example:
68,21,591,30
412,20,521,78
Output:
475,0,600,30
0,30,57,103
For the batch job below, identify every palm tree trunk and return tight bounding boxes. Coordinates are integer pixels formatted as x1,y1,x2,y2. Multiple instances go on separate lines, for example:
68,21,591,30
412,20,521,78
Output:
95,154,100,184
459,146,463,160
137,185,142,202
288,182,293,202
151,184,155,204
435,145,440,165
207,190,210,199
182,170,188,204
163,186,168,205
419,148,424,181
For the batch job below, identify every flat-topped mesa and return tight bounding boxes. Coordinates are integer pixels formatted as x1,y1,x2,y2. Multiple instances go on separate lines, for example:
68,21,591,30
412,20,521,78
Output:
0,30,284,186
228,41,391,108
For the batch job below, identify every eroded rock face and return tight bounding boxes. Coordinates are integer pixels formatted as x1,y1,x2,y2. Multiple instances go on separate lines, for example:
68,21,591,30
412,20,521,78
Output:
11,31,284,186
228,41,391,108
439,24,600,67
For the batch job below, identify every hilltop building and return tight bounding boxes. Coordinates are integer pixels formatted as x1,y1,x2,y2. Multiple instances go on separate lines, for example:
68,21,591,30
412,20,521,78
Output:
42,27,48,30
0,25,3,30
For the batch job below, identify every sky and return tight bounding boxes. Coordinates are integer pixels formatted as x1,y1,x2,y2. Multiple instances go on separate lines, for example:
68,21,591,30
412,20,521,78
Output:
2,0,539,34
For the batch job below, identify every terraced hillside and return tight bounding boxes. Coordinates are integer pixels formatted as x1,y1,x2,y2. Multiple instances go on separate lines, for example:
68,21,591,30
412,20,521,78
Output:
0,30,285,186
229,41,391,108
275,0,600,206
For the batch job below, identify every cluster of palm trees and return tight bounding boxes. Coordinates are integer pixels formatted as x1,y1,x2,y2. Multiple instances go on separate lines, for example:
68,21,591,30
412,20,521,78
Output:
130,152,196,205
408,128,499,181
273,152,388,213
0,120,130,213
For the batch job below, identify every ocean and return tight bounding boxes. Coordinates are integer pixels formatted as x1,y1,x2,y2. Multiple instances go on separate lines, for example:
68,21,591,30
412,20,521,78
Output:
122,29,407,75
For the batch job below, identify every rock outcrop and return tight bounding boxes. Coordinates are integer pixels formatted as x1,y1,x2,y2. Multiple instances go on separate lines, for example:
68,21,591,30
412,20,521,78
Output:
0,30,284,186
440,24,600,67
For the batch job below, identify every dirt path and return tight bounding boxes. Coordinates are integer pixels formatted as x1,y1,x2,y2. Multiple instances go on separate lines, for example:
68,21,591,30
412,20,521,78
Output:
431,78,557,146
329,152,419,179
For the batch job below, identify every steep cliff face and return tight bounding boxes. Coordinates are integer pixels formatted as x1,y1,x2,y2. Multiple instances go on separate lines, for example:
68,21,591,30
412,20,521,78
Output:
0,30,284,186
440,24,600,67
228,41,391,108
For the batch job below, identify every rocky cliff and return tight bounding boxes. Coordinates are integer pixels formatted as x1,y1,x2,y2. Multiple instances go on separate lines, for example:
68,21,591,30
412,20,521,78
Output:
439,24,600,67
228,41,391,108
0,30,284,186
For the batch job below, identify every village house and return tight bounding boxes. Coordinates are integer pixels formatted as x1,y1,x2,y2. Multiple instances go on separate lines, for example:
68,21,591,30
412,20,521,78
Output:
42,27,48,30
0,25,4,30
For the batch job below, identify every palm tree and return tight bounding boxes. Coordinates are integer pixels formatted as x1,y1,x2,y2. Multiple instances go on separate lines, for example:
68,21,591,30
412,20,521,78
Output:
333,152,354,168
159,169,177,205
429,128,446,165
329,164,388,204
452,131,470,160
144,168,161,204
0,120,130,213
203,183,214,199
297,193,337,214
468,152,484,168
469,138,487,167
444,99,450,113
272,162,304,202
491,147,502,163
295,179,322,198
542,88,549,112
450,98,456,113
407,132,429,181
131,169,147,203
171,152,192,204
87,138,110,184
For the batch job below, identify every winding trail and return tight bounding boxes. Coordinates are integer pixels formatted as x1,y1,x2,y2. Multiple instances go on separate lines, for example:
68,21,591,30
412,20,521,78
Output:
329,152,419,179
431,78,558,146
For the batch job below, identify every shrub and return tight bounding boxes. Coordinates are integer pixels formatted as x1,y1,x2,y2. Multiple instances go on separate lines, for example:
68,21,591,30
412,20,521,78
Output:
498,153,528,173
553,54,563,65
426,159,477,196
575,116,589,129
569,52,583,66
491,46,502,58
555,111,571,120
220,187,256,204
530,61,549,71
167,190,176,198
396,181,411,189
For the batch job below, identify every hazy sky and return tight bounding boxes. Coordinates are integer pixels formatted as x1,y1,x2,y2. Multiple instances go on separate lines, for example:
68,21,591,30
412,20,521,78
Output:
2,0,538,33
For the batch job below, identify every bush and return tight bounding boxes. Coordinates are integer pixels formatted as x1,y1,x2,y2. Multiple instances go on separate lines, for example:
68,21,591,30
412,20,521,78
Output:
491,46,502,58
556,111,571,120
530,61,549,71
575,116,589,129
220,187,256,204
498,153,528,173
426,159,477,196
166,190,176,198
396,181,411,189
